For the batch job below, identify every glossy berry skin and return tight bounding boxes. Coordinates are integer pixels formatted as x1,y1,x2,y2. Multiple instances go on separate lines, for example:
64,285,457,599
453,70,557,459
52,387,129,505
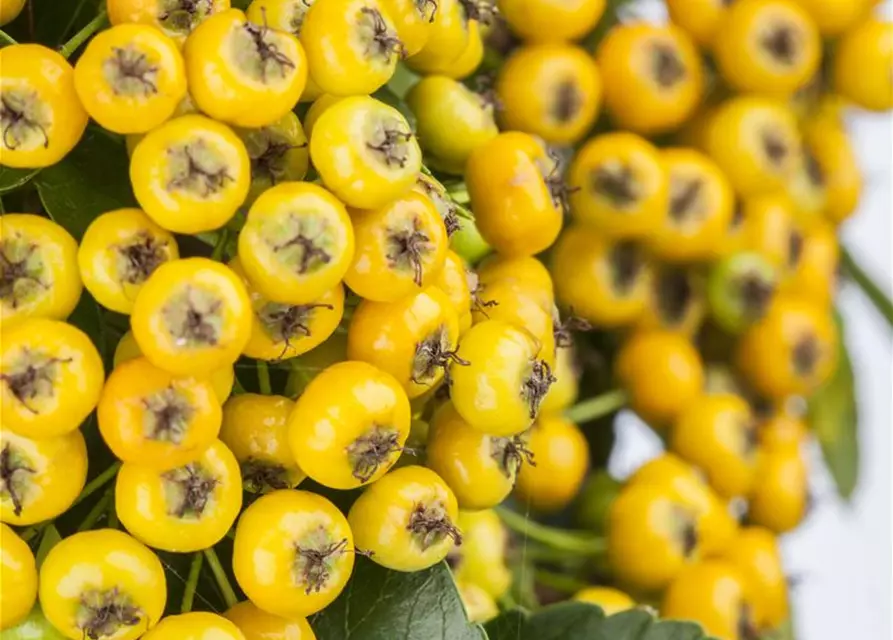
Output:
0,214,83,326
404,0,468,75
0,0,25,25
702,96,802,198
573,587,635,616
551,225,653,328
425,403,528,511
714,0,821,97
616,330,704,427
130,114,251,234
406,76,499,171
300,0,402,96
540,345,580,414
833,17,893,112
236,111,310,205
288,361,411,489
107,0,231,43
471,278,556,367
803,114,861,225
514,415,589,513
608,482,700,593
666,0,730,48
748,443,808,534
629,454,738,557
477,254,555,310
497,0,605,43
432,250,474,333
0,428,88,526
310,96,422,209
452,510,512,599
114,330,234,404
348,465,461,572
0,44,88,168
39,529,167,640
661,561,756,640
637,265,706,337
237,181,353,306
670,394,758,499
465,132,563,257
77,208,180,315
568,133,668,239
0,523,38,630
74,23,188,134
220,394,306,493
184,9,307,128
720,527,789,631
450,320,555,437
348,287,460,398
130,257,252,375
648,148,734,263
230,258,345,361
232,490,355,618
0,318,104,439
98,357,222,470
141,613,246,640
496,43,602,145
736,295,837,399
596,24,703,135
225,601,316,640
115,440,243,553
345,192,448,302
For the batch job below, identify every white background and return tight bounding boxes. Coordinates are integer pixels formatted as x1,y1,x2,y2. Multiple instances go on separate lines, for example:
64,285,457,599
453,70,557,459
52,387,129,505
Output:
609,3,893,638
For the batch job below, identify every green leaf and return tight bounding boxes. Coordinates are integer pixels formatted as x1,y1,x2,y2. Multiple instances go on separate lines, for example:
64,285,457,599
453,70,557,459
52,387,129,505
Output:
486,604,711,640
372,85,417,132
34,525,62,568
35,129,137,240
0,166,40,195
809,315,859,501
309,558,486,640
5,0,102,48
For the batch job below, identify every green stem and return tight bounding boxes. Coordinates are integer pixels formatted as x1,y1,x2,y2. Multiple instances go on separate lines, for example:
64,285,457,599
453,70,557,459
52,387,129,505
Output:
203,547,238,609
841,247,893,329
534,569,588,594
18,525,43,543
107,494,119,529
232,375,247,395
495,507,606,556
59,9,107,59
211,228,230,261
256,361,272,395
447,185,469,205
565,389,627,424
181,553,204,613
59,0,92,43
77,492,112,532
72,462,122,508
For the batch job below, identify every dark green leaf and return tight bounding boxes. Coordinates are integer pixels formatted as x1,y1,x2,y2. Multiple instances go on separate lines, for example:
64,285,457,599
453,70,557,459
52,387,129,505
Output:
486,604,711,640
157,550,229,616
34,525,62,568
372,85,417,132
387,64,420,99
484,609,526,639
5,0,102,48
0,29,15,46
310,557,485,640
35,129,136,240
809,314,859,500
0,166,39,195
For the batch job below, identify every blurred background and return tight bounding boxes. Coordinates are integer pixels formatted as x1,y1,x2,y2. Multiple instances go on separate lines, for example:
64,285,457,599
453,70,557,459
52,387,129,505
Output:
609,4,893,631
